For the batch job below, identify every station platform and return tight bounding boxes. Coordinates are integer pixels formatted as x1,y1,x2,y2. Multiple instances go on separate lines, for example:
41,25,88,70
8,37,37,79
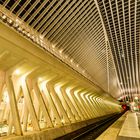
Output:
96,111,140,140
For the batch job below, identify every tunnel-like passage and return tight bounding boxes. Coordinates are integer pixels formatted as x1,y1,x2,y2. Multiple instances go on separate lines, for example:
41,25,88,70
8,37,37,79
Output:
0,20,121,139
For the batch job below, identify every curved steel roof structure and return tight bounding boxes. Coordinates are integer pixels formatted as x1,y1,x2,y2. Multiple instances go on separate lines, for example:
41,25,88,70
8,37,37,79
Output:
0,0,139,100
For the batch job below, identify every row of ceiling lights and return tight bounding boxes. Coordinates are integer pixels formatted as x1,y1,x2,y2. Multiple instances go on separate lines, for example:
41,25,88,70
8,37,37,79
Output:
0,11,93,83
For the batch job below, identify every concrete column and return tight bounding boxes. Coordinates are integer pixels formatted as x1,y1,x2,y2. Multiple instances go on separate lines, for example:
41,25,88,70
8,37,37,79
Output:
100,99,110,114
62,86,81,121
82,92,95,118
84,93,97,117
47,81,70,124
73,89,88,120
21,78,40,131
91,96,102,117
22,102,28,132
98,97,109,115
33,82,53,127
75,90,90,119
59,85,76,123
0,71,5,103
94,97,106,116
69,87,85,120
6,75,22,135
87,94,97,117
89,93,99,117
93,97,103,116
42,82,62,126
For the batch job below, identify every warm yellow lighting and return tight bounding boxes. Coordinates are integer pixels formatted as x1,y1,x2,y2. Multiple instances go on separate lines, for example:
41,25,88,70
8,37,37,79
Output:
8,19,12,24
40,81,47,91
52,45,55,49
59,50,63,54
2,15,6,19
3,90,9,103
70,59,73,62
14,69,20,75
16,19,21,24
135,96,138,100
66,88,71,94
27,33,30,37
20,75,26,85
55,86,61,93
38,77,43,82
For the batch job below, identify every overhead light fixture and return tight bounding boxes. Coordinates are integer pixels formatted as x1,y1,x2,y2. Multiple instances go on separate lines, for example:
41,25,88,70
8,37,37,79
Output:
135,96,138,100
14,69,20,75
2,14,6,19
38,77,43,82
70,59,73,62
27,33,30,37
59,50,63,54
8,19,12,24
52,45,55,49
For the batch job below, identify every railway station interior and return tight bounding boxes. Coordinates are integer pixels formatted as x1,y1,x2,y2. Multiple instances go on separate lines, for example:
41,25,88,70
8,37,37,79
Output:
0,0,140,140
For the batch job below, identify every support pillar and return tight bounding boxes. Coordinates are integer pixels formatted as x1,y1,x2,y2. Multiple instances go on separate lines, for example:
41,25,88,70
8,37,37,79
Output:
47,81,70,124
21,78,40,131
6,75,22,135
59,85,76,123
33,82,53,127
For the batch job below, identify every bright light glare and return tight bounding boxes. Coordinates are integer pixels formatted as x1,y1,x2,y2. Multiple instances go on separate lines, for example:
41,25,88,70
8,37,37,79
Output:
70,59,73,62
14,69,20,75
52,45,55,48
38,77,42,81
40,81,47,91
2,15,6,19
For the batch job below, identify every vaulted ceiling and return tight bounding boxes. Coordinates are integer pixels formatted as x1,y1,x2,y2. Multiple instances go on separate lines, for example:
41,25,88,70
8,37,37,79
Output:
0,0,140,101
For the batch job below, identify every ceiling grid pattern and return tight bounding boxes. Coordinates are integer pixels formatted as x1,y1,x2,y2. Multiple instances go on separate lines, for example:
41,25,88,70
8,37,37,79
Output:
1,0,139,99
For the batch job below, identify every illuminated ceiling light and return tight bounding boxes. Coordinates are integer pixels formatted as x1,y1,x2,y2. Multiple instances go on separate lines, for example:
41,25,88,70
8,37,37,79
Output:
38,77,42,82
70,59,73,63
8,19,12,24
52,45,55,49
40,35,44,39
2,14,6,19
135,96,138,100
14,22,19,27
82,70,85,73
31,35,35,39
59,50,63,54
27,33,30,37
22,30,25,34
76,64,79,67
14,69,20,75
18,27,22,31
16,19,21,24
